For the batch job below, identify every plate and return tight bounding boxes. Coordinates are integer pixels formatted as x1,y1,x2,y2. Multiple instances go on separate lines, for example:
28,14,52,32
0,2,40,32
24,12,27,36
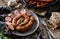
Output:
12,11,39,36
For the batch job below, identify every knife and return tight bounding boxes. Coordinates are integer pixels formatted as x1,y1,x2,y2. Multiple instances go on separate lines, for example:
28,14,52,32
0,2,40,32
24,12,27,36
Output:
40,18,56,39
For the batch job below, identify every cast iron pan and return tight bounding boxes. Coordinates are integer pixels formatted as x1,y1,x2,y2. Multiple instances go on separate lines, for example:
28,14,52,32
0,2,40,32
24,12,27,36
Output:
20,0,57,8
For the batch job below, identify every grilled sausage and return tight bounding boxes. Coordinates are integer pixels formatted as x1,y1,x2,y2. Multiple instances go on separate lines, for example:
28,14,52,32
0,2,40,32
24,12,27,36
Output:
12,14,29,27
16,16,34,31
12,14,22,27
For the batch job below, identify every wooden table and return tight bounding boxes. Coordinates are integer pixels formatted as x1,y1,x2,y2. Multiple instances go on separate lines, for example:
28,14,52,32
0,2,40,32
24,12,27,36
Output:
0,0,60,39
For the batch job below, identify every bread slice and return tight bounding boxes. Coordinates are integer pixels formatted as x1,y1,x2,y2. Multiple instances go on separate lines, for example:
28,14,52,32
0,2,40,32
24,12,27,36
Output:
47,12,60,30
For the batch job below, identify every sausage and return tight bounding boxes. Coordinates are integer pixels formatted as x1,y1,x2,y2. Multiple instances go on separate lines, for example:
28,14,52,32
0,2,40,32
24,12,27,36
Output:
26,12,31,17
8,10,20,18
12,14,29,27
14,10,20,16
30,16,34,21
8,13,16,18
29,1,33,4
17,17,29,25
5,16,12,22
41,0,53,2
25,16,34,29
20,9,26,14
17,14,29,25
26,0,30,2
7,24,14,30
29,1,36,4
27,0,53,7
16,16,34,31
37,2,47,7
5,22,14,30
16,26,26,31
12,14,22,27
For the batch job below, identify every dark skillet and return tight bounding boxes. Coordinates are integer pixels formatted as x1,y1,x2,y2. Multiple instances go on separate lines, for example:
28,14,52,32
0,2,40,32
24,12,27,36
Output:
20,0,57,8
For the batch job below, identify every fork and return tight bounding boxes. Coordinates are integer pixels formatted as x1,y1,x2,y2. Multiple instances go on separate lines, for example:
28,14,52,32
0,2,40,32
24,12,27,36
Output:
40,18,56,39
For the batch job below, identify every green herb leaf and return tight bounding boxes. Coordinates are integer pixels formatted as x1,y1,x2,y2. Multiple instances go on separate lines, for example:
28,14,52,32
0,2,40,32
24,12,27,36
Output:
20,18,24,23
0,36,2,39
3,37,9,39
0,32,3,36
20,22,24,25
0,32,10,39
